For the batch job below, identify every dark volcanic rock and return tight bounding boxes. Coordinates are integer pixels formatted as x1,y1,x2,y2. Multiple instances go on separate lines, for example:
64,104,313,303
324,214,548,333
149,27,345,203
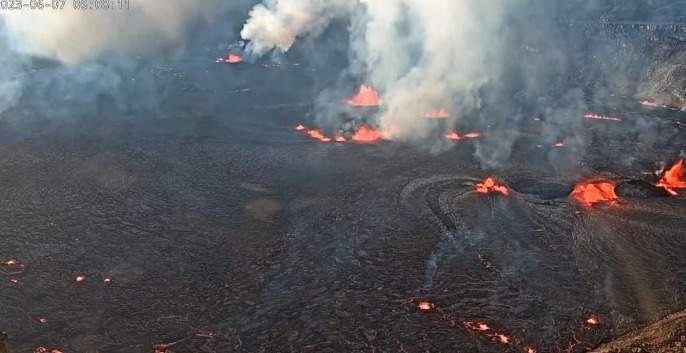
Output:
592,310,686,353
615,179,671,198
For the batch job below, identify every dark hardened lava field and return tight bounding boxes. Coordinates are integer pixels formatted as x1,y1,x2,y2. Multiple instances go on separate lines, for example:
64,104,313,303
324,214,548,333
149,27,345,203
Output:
0,58,685,353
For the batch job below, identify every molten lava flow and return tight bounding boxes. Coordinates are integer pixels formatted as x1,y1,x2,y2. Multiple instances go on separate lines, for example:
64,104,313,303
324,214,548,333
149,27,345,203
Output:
417,301,434,311
464,321,491,332
657,159,686,196
445,131,480,141
495,333,510,344
424,109,449,119
295,124,305,131
352,125,383,143
226,54,243,64
335,134,347,142
346,85,382,107
570,180,618,207
475,177,510,196
306,129,332,143
583,113,622,122
3,258,17,266
526,347,537,353
586,316,599,326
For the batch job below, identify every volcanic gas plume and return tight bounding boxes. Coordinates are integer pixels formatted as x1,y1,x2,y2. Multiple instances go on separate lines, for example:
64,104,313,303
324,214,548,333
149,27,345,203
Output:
241,0,506,142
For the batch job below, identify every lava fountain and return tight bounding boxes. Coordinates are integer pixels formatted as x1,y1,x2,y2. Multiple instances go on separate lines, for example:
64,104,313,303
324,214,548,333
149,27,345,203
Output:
346,85,382,107
475,177,510,196
351,125,383,143
657,159,686,196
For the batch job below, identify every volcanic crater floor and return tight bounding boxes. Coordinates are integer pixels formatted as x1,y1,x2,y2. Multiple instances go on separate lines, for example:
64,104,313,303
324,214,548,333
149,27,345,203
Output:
0,63,685,353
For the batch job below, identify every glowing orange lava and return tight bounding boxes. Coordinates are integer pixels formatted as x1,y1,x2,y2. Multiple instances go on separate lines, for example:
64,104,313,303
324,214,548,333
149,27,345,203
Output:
104,277,112,283
295,124,305,131
335,134,347,142
570,180,618,207
307,129,332,143
583,113,622,122
657,159,686,196
352,125,383,143
586,316,599,325
463,321,491,332
39,318,48,324
3,258,17,266
346,85,382,107
475,177,510,196
417,301,434,311
9,278,18,284
424,109,449,119
75,274,86,283
495,333,510,344
445,131,480,141
526,347,537,353
226,54,243,64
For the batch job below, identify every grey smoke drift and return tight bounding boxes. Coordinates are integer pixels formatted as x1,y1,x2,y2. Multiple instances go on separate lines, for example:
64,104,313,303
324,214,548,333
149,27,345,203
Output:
242,0,507,144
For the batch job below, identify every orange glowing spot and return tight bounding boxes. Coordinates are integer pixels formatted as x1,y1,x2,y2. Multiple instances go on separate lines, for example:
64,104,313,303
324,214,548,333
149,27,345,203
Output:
346,85,382,107
445,131,480,141
445,132,461,141
335,134,347,142
526,347,537,353
75,274,86,283
583,113,622,122
424,109,449,119
586,316,600,325
553,142,565,148
3,258,17,266
352,125,383,143
226,54,242,64
104,277,112,283
475,177,510,196
495,333,510,344
9,278,18,284
39,318,48,324
657,159,686,196
463,132,481,139
417,301,434,311
306,129,332,142
295,124,305,131
571,180,618,207
463,321,491,332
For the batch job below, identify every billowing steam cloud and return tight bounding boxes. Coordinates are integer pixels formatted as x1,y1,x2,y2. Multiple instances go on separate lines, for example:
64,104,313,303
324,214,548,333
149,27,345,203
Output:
242,0,507,143
0,0,220,62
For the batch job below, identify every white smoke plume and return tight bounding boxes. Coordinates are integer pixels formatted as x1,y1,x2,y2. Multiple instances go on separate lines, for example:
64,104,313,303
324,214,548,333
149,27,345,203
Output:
0,0,221,62
241,0,508,142
241,0,355,55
